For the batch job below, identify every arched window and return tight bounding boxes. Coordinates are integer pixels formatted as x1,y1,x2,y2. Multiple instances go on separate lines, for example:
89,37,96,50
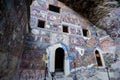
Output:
95,50,103,66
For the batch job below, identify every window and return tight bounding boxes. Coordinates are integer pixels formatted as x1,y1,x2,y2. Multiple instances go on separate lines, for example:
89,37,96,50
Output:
63,25,68,33
95,50,103,66
82,29,90,37
37,20,45,28
48,5,60,13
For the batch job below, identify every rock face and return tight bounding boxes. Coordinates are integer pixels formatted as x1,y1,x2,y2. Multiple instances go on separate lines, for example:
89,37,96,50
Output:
0,0,32,80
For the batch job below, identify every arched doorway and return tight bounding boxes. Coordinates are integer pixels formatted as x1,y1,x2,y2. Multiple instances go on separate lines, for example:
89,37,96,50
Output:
46,43,70,76
55,47,64,72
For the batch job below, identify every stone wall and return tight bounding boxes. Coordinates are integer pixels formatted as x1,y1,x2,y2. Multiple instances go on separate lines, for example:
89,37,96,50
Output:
17,0,111,80
31,0,98,69
0,0,119,80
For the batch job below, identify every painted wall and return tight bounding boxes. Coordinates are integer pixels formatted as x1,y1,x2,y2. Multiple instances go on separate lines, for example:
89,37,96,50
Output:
30,0,97,69
18,0,117,80
98,8,120,79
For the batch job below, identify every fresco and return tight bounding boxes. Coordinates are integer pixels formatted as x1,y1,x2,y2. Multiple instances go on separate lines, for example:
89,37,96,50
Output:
19,69,45,80
21,39,46,69
18,0,114,79
50,33,69,46
98,8,120,40
40,30,50,43
46,22,61,32
70,53,83,69
38,10,47,20
62,12,79,25
31,8,39,17
99,37,116,53
69,36,86,47
31,7,47,21
30,17,37,27
19,34,46,79
70,52,96,71
31,0,47,10
70,26,76,34
76,28,82,35
86,38,97,48
47,12,61,23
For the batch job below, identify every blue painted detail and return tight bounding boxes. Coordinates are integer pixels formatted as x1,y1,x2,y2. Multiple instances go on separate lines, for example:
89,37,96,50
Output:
60,43,68,53
86,48,94,53
66,56,74,60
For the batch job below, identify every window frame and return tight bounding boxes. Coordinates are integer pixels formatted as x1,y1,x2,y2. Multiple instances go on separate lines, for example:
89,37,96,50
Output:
62,25,69,33
48,4,61,13
37,19,45,28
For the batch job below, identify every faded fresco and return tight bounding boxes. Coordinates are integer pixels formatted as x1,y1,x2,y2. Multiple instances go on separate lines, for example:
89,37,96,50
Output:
18,0,117,80
98,8,120,40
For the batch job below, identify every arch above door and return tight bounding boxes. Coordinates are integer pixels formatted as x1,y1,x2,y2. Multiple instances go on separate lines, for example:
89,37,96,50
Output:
46,43,70,76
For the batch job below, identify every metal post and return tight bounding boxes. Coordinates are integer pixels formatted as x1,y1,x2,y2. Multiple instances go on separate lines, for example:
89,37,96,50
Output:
106,67,110,80
44,63,47,80
51,72,55,80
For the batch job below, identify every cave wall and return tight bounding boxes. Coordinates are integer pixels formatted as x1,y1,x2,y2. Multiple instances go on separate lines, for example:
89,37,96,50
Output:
0,0,31,80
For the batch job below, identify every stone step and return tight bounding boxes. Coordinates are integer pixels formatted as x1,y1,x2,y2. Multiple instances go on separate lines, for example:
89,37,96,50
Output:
44,75,73,80
55,77,73,80
45,72,73,80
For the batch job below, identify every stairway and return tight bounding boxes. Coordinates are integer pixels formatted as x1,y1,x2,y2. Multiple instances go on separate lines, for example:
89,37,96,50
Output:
47,72,73,80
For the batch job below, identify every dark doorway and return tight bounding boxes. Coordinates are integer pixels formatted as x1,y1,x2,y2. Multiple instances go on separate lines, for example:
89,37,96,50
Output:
55,47,64,72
